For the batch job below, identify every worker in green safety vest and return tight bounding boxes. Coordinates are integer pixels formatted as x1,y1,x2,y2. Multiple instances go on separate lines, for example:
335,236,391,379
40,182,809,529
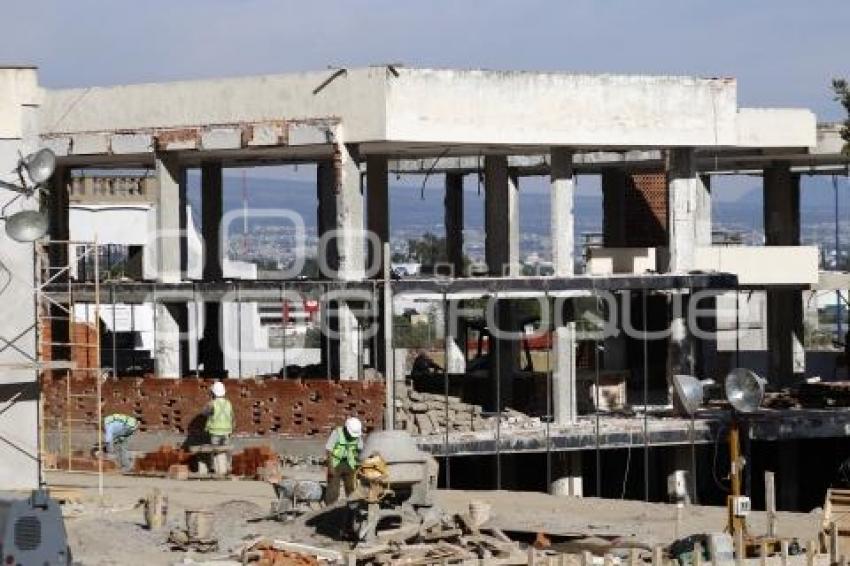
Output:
324,416,364,505
203,381,234,473
103,413,138,471
203,381,234,474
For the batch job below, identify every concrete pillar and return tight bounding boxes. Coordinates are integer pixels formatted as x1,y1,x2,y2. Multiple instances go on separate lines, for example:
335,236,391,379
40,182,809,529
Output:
334,142,365,380
317,162,338,376
667,149,699,387
367,155,389,376
154,152,186,378
667,148,698,273
764,162,805,384
550,452,583,497
601,170,627,247
445,173,465,276
200,162,224,376
484,156,519,410
695,174,712,247
444,173,466,373
47,166,71,363
484,156,519,276
550,148,577,424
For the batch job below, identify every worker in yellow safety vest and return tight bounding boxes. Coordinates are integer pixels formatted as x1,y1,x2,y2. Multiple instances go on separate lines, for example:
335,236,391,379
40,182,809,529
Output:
103,413,138,471
324,416,364,505
203,381,234,475
204,381,234,443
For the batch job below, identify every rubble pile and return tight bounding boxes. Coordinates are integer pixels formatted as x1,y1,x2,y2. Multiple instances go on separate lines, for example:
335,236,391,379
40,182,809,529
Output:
354,511,527,564
393,382,541,435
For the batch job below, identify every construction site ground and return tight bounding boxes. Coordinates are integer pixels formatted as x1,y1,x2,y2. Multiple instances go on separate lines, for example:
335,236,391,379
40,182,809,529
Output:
47,470,821,566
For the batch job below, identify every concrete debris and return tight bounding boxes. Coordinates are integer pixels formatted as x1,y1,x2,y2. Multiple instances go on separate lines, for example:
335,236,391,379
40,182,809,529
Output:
393,381,541,435
354,511,526,564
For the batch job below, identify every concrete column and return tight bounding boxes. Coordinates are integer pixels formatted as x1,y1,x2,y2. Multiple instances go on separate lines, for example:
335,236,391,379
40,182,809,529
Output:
764,162,805,384
667,148,698,273
334,142,365,380
695,174,712,247
550,148,577,424
367,156,389,376
444,173,466,373
550,452,583,497
601,170,627,247
154,152,186,378
366,155,389,276
667,149,699,388
47,166,71,363
200,162,224,376
445,173,465,276
484,155,519,410
484,156,519,276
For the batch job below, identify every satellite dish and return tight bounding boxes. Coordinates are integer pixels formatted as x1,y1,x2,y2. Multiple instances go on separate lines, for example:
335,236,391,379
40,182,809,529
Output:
724,368,766,413
672,374,707,417
5,210,48,242
21,148,56,185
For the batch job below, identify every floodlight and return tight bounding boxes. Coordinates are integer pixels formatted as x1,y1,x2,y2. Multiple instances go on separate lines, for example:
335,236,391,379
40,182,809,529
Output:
724,368,765,414
21,148,56,185
5,210,48,242
672,374,705,417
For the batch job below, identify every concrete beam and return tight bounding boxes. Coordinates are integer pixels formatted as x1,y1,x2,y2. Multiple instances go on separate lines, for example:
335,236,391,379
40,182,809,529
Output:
42,68,741,148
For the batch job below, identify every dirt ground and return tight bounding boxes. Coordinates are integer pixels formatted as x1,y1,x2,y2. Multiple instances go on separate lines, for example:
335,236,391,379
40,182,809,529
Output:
47,470,822,566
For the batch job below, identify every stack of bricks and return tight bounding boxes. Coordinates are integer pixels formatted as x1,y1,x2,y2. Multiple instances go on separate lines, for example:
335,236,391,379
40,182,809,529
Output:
41,374,385,437
231,446,278,478
133,445,191,473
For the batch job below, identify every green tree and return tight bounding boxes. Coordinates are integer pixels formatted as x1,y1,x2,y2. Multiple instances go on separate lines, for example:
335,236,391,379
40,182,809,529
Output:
832,79,850,154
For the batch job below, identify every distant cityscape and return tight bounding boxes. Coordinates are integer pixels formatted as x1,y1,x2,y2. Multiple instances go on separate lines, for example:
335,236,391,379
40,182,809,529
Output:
197,175,850,273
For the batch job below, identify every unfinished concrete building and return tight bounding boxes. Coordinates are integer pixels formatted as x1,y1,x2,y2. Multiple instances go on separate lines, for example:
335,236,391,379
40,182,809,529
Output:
2,65,849,509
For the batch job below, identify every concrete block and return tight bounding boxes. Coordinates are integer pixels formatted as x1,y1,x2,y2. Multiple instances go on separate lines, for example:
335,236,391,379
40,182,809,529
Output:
288,123,331,145
70,133,110,155
586,247,657,275
200,127,242,150
110,133,153,154
694,245,819,285
245,121,287,146
42,136,71,156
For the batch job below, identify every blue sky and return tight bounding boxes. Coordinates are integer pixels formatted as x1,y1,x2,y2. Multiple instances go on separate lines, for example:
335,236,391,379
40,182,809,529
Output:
3,1,848,201
5,1,847,119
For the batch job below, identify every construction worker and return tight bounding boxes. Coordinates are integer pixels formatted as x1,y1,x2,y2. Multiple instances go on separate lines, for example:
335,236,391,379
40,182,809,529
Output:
103,413,138,472
324,416,364,505
203,380,234,474
204,381,234,441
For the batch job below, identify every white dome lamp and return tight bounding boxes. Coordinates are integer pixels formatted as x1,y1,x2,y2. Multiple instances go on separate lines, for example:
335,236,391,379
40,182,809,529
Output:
0,148,57,243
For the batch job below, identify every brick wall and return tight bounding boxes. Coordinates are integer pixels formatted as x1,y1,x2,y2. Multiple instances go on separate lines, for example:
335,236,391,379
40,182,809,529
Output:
42,375,385,437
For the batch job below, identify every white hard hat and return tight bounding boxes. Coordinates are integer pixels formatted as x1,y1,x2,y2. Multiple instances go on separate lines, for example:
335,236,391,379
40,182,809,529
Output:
344,417,363,438
211,381,226,398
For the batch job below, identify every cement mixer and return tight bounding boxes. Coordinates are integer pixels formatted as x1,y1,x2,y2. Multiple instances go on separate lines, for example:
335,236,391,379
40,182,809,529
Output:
350,430,439,544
